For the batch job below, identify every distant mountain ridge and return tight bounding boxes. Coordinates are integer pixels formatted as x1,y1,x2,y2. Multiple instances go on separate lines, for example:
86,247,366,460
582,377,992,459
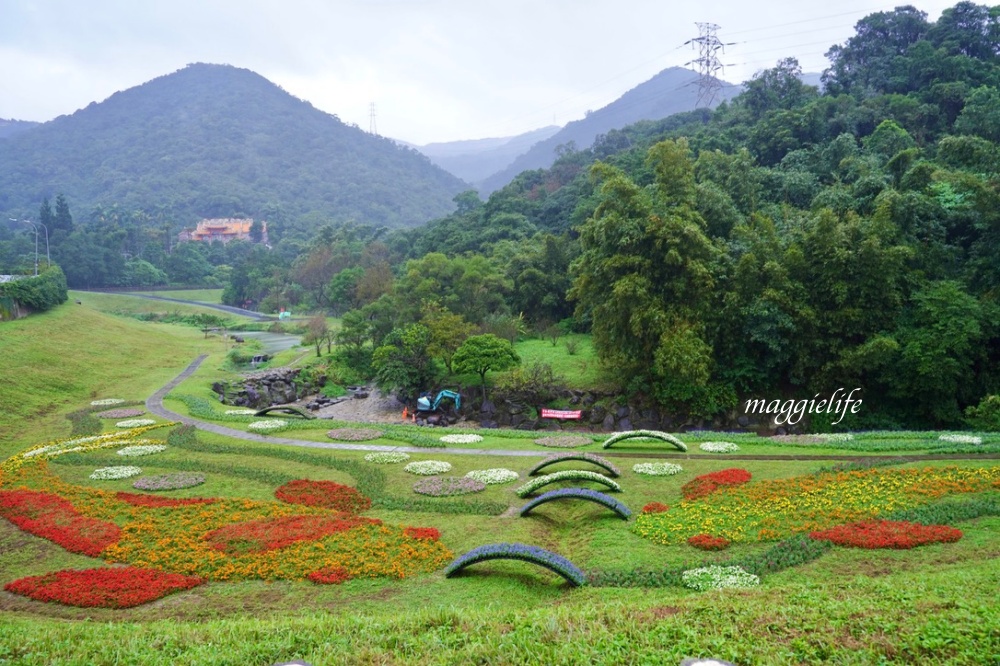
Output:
0,118,40,139
0,64,467,228
412,125,561,184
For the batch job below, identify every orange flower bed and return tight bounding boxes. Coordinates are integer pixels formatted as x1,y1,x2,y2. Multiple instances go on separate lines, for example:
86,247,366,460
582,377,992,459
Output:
205,514,381,555
115,492,217,508
642,502,671,514
275,479,372,513
681,468,752,500
0,489,120,557
307,566,353,585
687,533,731,551
403,527,440,540
809,520,963,549
5,567,205,608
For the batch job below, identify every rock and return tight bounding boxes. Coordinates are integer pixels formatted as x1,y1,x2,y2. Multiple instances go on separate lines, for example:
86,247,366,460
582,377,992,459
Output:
602,414,616,432
589,405,607,424
353,391,369,399
737,415,750,427
615,405,631,419
480,399,496,415
480,419,499,429
618,417,633,431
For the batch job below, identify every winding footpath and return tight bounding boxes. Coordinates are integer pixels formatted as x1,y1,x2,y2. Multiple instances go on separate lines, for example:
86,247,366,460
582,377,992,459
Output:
147,355,1000,462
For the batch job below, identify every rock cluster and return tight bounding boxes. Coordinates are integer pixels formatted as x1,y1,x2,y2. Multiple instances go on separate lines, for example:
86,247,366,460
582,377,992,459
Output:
212,368,323,409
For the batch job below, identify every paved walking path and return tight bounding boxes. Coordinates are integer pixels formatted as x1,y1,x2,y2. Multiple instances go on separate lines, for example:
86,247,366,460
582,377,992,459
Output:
148,356,1000,462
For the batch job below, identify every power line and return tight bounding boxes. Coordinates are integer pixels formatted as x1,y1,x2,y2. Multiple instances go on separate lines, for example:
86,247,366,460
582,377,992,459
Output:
369,102,378,136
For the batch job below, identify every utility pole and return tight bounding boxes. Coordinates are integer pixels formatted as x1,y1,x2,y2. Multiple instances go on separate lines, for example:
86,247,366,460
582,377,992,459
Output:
368,102,378,136
686,23,730,108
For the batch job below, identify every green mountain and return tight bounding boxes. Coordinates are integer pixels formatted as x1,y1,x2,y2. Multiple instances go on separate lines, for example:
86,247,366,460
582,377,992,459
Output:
0,63,467,228
0,118,40,140
411,125,561,184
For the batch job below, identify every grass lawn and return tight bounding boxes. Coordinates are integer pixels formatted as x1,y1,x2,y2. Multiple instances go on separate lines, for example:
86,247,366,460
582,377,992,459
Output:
130,288,225,303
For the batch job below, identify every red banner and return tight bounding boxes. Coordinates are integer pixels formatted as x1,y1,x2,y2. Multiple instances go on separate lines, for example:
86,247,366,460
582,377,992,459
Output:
541,409,582,420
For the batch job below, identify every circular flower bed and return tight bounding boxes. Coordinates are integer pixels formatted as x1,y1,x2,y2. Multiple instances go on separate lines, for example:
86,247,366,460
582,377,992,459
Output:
90,398,124,406
96,408,146,419
413,476,486,496
90,466,142,480
364,452,411,464
440,433,483,444
465,468,519,485
533,436,592,448
682,565,759,591
404,460,453,475
132,472,205,491
809,520,963,549
327,428,385,441
938,433,982,445
225,409,257,416
687,533,731,551
699,441,740,453
274,479,372,513
116,444,167,457
115,419,156,428
633,462,684,476
248,419,288,432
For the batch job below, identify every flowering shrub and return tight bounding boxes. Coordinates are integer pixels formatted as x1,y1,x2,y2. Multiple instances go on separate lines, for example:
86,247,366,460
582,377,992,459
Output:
642,502,670,514
688,533,731,551
403,527,441,540
445,543,587,586
95,408,146,419
681,468,752,500
132,472,205,491
682,565,759,591
528,452,620,477
327,428,385,441
533,436,593,448
90,466,142,481
809,520,963,549
248,419,288,432
225,409,257,415
274,479,372,513
115,419,157,428
602,430,687,452
115,492,216,508
440,434,483,444
205,514,380,555
938,434,982,445
90,398,125,406
404,460,453,475
307,566,352,585
0,489,121,557
4,567,205,608
518,488,632,520
465,468,519,485
364,452,411,464
116,444,167,457
633,462,684,476
413,476,486,496
515,470,622,497
699,441,740,453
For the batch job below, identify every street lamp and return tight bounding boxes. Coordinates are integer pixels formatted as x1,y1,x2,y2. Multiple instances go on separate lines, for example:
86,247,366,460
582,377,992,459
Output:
9,218,48,275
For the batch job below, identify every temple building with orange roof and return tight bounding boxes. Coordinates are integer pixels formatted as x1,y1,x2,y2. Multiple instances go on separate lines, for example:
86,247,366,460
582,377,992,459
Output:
178,218,267,244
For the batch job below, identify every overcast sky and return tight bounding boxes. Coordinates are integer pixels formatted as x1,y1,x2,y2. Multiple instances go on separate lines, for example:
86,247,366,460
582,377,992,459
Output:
0,0,961,145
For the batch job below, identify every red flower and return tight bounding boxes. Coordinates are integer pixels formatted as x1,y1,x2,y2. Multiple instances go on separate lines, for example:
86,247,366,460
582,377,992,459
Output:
681,468,752,500
274,479,372,513
0,489,120,557
307,566,352,585
403,527,440,541
641,502,671,514
204,514,381,555
115,492,217,508
809,520,963,549
687,533,731,551
4,567,205,608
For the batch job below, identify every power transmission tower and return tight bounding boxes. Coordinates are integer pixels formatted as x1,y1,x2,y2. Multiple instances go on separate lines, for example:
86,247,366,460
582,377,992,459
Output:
687,23,727,108
368,102,378,136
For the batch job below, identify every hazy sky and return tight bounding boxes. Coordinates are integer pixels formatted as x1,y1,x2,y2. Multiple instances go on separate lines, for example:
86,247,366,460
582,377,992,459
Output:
0,0,961,144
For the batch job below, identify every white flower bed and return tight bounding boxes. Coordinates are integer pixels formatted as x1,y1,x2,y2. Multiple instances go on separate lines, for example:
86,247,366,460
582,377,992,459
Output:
364,452,411,464
699,441,740,453
116,444,168,457
404,460,453,475
115,419,156,428
939,434,982,445
440,433,483,444
225,409,258,415
90,466,143,480
682,565,760,591
465,468,519,485
91,398,125,406
248,419,288,432
632,462,684,476
818,433,854,442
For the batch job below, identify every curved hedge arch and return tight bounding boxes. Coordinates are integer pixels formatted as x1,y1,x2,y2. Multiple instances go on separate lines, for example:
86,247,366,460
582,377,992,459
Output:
515,470,623,498
528,452,621,478
601,429,687,452
444,543,586,586
519,488,631,520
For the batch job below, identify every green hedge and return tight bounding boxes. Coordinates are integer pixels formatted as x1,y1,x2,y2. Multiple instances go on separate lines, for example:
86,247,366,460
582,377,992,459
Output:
0,266,68,318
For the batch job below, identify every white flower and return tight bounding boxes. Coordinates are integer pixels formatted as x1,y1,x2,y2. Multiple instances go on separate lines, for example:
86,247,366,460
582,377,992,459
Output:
225,409,258,415
90,466,143,480
818,433,854,442
91,398,125,406
682,565,760,591
364,452,411,464
404,460,452,475
115,419,156,428
699,441,740,453
939,434,982,445
116,444,167,457
632,462,684,476
465,468,519,485
248,419,288,432
440,433,483,444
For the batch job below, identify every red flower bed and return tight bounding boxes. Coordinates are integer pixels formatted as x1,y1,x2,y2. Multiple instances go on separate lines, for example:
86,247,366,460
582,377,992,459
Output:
204,514,381,555
274,479,372,513
0,489,120,557
687,533,731,551
642,502,671,514
403,527,440,541
4,567,205,608
809,520,963,549
307,566,353,585
115,492,217,508
681,468,753,500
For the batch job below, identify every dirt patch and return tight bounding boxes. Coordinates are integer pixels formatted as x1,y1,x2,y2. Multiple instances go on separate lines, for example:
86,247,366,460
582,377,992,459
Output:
648,606,682,619
310,389,405,423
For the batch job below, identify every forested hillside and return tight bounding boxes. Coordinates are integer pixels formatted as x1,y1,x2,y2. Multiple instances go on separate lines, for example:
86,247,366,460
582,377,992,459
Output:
0,63,467,228
415,126,562,185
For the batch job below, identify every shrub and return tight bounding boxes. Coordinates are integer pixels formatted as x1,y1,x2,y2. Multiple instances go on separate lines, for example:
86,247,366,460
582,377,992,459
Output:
602,430,687,452
274,479,371,513
528,452,620,477
965,394,1000,430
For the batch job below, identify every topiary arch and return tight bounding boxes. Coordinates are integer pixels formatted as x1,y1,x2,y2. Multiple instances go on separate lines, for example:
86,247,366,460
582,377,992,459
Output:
601,429,687,452
444,543,587,586
518,488,631,520
528,452,621,478
514,470,623,498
